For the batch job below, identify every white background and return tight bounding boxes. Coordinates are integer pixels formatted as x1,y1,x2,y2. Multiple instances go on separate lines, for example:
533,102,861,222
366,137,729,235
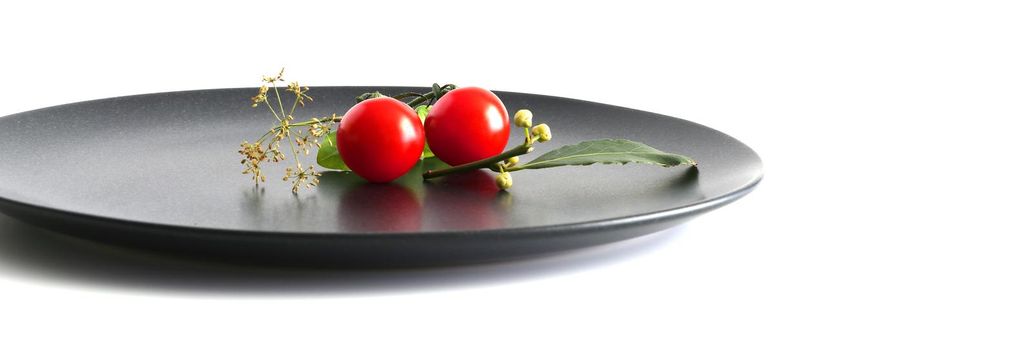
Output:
1,0,1031,349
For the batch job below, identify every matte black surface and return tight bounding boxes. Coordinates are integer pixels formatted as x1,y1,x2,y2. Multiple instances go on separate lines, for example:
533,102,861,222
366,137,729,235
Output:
0,87,762,266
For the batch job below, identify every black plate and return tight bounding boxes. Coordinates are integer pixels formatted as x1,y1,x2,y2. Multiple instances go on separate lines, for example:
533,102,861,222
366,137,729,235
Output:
0,87,762,267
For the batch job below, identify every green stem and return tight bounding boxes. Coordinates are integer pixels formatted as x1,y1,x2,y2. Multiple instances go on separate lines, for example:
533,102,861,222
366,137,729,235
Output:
258,115,340,145
355,84,457,107
273,83,287,118
288,95,300,117
285,127,302,169
264,100,282,121
289,115,341,127
406,84,455,107
423,141,534,179
391,92,425,100
257,129,274,143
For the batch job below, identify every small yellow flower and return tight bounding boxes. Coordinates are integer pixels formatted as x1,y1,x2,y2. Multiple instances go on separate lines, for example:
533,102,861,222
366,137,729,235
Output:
514,109,533,128
287,81,301,93
504,156,520,168
250,85,269,107
308,119,331,138
262,67,286,83
287,81,313,106
238,141,267,165
532,124,552,142
495,172,513,190
239,141,269,185
269,145,286,162
284,165,322,193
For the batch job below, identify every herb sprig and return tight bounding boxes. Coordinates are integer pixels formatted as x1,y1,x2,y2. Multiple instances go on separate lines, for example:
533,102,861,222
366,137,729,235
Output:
239,68,696,193
239,68,337,193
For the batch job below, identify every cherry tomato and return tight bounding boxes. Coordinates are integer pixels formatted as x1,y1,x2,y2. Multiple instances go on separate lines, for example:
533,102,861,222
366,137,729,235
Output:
337,97,425,183
424,87,510,166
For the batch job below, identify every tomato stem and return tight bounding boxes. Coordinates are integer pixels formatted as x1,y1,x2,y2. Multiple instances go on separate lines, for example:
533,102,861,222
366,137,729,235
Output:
423,133,545,179
358,84,457,108
423,143,533,179
404,84,456,108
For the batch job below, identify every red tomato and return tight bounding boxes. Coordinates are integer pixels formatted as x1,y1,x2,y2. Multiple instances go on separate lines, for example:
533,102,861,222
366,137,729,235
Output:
424,87,510,166
337,97,425,183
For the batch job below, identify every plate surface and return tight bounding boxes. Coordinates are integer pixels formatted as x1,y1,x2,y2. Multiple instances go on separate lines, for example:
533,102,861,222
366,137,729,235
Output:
0,87,762,266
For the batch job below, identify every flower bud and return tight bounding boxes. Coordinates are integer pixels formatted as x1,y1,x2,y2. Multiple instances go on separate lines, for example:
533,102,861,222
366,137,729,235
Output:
504,156,520,168
514,109,533,128
532,124,552,142
495,172,513,190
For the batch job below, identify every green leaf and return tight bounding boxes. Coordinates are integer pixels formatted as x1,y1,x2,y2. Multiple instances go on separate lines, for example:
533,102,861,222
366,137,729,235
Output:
415,105,435,159
316,132,350,171
415,104,430,122
422,141,435,159
518,139,696,170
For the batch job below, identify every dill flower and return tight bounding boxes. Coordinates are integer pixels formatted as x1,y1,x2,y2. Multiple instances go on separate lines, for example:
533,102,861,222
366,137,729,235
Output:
250,85,269,107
